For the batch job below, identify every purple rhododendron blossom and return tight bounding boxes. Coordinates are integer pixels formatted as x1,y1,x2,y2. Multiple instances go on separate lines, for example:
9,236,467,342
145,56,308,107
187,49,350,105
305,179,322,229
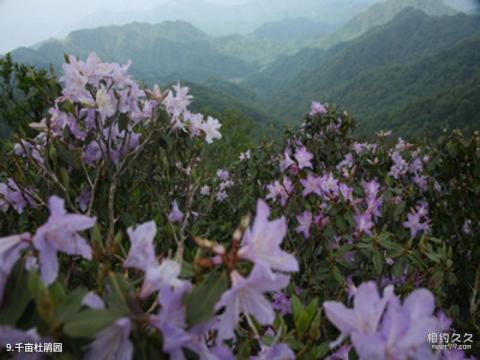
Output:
324,282,449,359
352,289,440,359
271,291,292,316
389,150,409,179
326,345,352,360
238,199,298,276
0,326,43,359
294,146,313,170
216,169,230,181
323,281,394,348
337,153,354,176
310,101,328,117
216,190,228,202
168,200,184,224
124,221,158,272
252,343,296,360
403,204,431,238
339,183,354,203
76,186,91,213
32,196,96,286
215,266,290,340
300,173,322,197
318,173,340,200
354,212,375,237
150,284,231,359
441,349,476,360
239,149,251,161
84,318,133,360
202,116,222,144
0,233,31,306
266,177,293,206
0,179,36,214
82,291,105,310
279,149,295,172
200,185,211,196
296,211,313,239
462,219,472,235
140,259,186,298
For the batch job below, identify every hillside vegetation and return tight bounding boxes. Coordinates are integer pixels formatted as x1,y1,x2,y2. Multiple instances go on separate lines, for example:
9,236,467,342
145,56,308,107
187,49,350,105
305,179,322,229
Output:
242,9,480,136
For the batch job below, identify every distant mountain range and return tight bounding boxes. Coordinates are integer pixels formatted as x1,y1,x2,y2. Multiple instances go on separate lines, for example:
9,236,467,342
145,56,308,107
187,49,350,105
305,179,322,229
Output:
320,0,458,48
74,0,378,37
241,8,480,136
4,0,480,138
11,21,258,84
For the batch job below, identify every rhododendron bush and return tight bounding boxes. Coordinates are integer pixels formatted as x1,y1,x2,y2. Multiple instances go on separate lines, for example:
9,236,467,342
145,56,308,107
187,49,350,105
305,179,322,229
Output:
0,54,479,359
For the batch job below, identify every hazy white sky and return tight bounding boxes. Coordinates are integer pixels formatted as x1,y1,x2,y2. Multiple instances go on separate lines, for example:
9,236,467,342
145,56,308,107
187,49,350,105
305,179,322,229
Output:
0,0,252,53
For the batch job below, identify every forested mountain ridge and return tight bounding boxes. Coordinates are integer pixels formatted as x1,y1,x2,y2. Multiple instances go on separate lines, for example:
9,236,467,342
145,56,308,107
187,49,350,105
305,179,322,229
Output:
4,5,480,139
9,21,258,84
321,0,458,48
241,9,480,135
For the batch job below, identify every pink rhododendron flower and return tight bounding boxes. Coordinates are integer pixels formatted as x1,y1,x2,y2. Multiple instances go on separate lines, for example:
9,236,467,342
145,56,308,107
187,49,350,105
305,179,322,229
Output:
252,343,295,360
296,211,313,239
0,233,31,306
300,173,322,197
318,173,340,200
403,204,431,238
266,177,293,206
84,318,133,360
280,149,295,172
0,326,42,354
238,199,298,275
310,101,328,117
389,150,409,179
339,183,354,203
354,212,375,237
140,259,186,298
294,146,313,170
215,266,290,340
76,186,91,213
32,196,96,285
124,221,158,272
201,116,222,144
239,150,251,161
82,292,105,310
0,179,36,214
216,169,230,181
351,289,440,359
216,191,228,202
462,219,472,235
200,185,210,196
168,200,184,224
96,86,117,118
326,345,352,360
323,281,394,348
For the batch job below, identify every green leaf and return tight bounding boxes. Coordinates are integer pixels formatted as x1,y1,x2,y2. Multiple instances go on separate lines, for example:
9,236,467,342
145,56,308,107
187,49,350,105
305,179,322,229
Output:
372,248,384,275
63,310,121,338
54,287,88,323
331,266,344,284
393,201,406,221
59,167,70,189
312,342,330,359
291,295,304,326
180,262,194,278
0,262,32,325
185,271,228,327
105,273,132,316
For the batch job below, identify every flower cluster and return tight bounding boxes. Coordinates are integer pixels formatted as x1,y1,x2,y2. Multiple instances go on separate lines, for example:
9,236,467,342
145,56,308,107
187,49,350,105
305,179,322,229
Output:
324,281,472,360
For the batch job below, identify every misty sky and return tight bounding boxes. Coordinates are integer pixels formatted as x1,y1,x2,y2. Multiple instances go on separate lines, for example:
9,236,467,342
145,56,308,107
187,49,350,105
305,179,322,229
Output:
0,0,252,53
0,0,478,54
